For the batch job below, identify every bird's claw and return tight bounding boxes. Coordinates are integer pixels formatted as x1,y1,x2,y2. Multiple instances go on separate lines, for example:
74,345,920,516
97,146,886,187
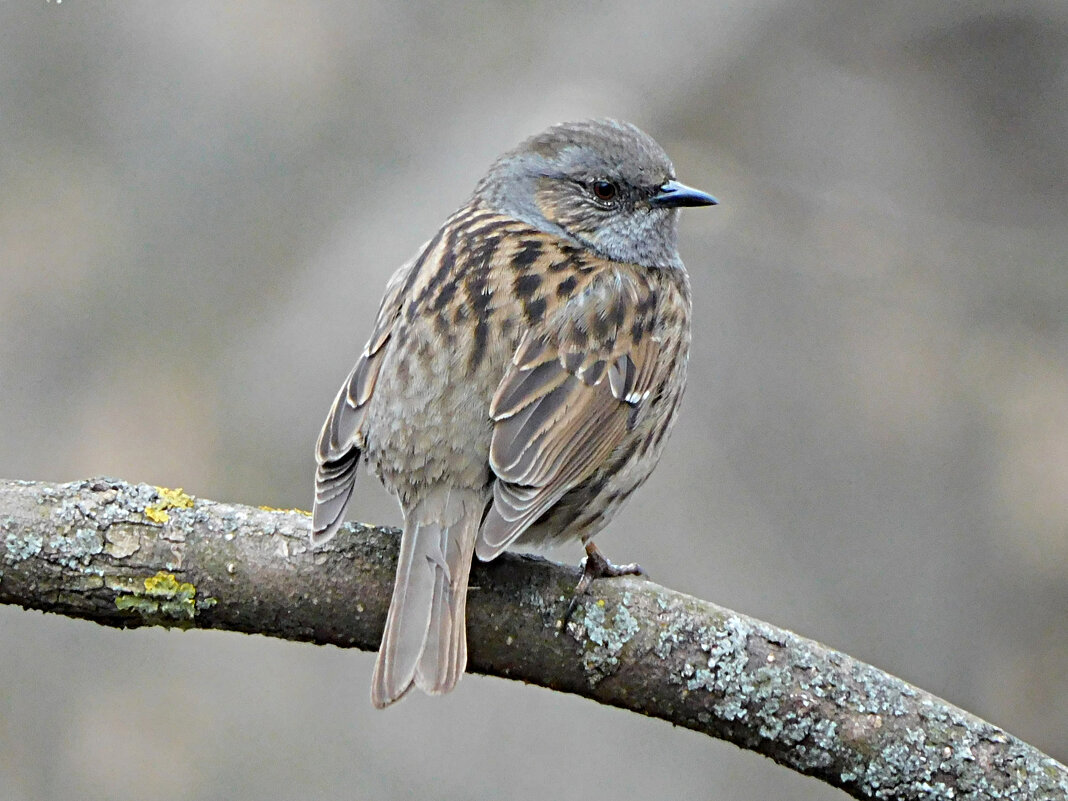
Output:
562,542,646,623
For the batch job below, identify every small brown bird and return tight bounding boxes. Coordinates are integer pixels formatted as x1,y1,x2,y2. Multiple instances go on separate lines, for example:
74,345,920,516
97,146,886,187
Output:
313,119,716,707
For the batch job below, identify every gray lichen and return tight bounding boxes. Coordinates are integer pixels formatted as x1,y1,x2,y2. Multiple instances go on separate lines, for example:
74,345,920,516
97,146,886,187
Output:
48,527,104,570
571,593,640,685
4,530,43,563
646,602,1068,799
1,477,1065,801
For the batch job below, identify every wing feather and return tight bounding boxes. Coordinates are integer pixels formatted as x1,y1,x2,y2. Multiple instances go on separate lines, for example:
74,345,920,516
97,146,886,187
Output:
476,270,664,561
312,257,416,545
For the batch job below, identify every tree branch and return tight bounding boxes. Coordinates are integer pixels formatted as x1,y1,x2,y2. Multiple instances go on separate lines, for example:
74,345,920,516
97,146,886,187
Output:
0,477,1064,800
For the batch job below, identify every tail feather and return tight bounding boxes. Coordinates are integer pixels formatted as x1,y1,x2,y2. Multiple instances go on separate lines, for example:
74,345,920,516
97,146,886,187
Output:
416,509,477,694
371,489,481,708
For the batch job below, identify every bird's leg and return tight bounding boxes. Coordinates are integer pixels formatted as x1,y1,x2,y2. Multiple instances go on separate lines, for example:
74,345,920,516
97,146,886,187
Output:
563,541,646,622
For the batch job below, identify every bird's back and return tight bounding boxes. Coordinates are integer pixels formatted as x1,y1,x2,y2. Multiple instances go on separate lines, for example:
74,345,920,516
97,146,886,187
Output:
363,198,692,543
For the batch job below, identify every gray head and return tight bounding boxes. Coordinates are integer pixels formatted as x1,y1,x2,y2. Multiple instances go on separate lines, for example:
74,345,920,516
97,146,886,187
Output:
476,119,716,268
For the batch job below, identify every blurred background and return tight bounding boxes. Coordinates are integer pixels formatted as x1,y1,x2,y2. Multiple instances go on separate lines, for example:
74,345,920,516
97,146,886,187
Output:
2,1,1066,799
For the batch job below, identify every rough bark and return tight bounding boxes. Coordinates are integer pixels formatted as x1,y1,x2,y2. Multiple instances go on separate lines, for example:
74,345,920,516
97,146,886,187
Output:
0,477,1064,800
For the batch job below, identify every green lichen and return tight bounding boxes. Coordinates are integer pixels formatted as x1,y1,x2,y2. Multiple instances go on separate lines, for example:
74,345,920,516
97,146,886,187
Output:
113,571,215,627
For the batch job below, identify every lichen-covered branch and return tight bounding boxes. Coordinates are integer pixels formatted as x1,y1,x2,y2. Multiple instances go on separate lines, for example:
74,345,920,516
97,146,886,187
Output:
0,478,1064,800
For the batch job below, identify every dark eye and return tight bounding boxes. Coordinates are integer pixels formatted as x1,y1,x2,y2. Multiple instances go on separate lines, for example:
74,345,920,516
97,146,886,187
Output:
591,180,618,202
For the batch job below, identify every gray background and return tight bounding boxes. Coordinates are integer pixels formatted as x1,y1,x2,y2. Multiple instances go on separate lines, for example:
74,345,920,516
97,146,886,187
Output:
2,2,1066,799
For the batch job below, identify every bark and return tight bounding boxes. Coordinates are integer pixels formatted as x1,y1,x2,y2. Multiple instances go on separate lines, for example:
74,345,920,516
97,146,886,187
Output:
1,477,1064,800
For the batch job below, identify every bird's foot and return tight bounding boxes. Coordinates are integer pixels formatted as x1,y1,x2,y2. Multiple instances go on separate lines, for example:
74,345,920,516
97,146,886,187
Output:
563,541,646,623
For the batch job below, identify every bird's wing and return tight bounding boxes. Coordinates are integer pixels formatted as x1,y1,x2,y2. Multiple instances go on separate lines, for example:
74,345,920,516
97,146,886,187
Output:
312,256,415,545
477,270,664,560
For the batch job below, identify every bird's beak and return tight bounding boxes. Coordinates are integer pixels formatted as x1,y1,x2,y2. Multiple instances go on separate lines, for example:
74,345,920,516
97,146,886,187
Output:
650,180,718,208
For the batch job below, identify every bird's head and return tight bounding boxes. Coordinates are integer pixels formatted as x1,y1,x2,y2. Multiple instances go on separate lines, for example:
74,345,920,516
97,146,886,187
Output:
476,119,716,268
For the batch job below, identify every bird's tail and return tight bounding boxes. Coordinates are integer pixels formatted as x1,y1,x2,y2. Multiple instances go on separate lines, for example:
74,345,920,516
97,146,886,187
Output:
371,487,482,708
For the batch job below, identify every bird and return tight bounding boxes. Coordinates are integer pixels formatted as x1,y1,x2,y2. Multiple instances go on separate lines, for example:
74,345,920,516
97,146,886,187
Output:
312,119,717,708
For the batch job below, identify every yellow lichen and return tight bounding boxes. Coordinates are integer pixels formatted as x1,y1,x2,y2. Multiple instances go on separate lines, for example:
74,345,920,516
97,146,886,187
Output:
144,486,195,523
113,570,214,625
143,571,195,599
257,505,312,516
144,506,169,523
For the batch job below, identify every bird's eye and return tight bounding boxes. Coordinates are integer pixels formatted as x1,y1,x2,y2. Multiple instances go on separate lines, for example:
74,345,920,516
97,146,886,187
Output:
591,180,618,202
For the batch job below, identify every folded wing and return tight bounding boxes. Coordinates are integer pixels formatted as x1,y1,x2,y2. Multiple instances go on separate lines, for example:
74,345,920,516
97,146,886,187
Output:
312,258,416,545
476,271,663,560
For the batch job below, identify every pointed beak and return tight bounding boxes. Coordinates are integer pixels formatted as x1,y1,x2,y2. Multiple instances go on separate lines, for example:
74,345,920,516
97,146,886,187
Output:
650,179,718,208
